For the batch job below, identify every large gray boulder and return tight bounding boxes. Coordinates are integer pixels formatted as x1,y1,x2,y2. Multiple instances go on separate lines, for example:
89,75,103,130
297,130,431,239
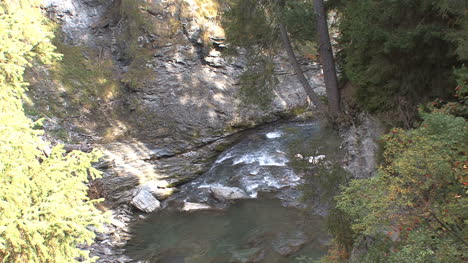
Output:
130,189,160,213
210,186,250,201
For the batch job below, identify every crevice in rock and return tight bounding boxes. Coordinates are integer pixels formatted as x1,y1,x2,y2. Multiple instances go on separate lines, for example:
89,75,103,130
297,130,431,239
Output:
145,131,234,161
180,22,207,65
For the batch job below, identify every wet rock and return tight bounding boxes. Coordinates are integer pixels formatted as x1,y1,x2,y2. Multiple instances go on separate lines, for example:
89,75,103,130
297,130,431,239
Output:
275,188,306,209
131,190,160,213
272,231,308,256
210,186,250,201
102,247,113,255
86,205,137,263
115,255,133,263
91,175,139,206
149,148,175,159
230,247,265,263
181,202,213,212
111,219,126,229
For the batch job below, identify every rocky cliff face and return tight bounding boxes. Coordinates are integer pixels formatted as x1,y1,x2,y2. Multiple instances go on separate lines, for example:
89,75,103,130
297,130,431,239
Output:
33,0,326,207
342,113,383,179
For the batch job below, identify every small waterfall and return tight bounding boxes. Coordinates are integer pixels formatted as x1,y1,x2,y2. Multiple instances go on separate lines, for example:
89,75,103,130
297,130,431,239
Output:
126,121,343,263
173,122,324,205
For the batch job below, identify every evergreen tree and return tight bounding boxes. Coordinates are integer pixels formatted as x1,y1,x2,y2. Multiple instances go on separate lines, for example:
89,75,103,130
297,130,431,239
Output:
312,0,340,117
0,1,106,262
336,0,467,122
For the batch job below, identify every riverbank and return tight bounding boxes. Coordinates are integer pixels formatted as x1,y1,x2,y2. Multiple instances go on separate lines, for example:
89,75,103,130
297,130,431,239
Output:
86,115,382,262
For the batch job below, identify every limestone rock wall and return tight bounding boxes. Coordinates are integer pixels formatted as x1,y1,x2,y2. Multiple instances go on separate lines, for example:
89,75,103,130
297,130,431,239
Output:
341,113,384,179
38,0,326,204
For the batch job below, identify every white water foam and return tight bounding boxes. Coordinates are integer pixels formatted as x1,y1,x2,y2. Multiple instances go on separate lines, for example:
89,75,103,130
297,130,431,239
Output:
215,152,234,164
233,154,257,165
290,174,301,182
266,131,282,139
249,167,260,175
198,183,223,189
233,151,289,166
263,176,282,188
245,183,260,197
249,192,258,198
258,154,288,166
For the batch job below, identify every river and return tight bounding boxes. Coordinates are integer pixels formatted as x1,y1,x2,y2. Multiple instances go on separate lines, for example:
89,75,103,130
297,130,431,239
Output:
125,121,344,262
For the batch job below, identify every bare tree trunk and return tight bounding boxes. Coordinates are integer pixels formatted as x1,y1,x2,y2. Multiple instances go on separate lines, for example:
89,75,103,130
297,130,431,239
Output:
313,0,341,117
278,22,327,113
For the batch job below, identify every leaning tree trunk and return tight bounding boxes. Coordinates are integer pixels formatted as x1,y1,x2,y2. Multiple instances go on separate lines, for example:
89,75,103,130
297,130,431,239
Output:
278,22,327,113
313,0,341,118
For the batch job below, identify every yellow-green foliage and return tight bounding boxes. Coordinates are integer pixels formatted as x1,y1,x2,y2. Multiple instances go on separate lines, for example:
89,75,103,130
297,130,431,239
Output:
0,1,106,262
182,0,225,48
192,0,220,19
0,0,58,112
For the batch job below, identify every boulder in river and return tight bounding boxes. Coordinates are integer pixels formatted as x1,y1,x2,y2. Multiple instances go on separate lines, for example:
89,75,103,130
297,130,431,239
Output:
230,247,265,263
272,231,308,256
210,186,250,201
131,189,160,213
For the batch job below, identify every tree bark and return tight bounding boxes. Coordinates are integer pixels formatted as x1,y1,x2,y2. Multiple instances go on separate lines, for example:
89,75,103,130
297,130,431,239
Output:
313,0,341,117
278,22,327,113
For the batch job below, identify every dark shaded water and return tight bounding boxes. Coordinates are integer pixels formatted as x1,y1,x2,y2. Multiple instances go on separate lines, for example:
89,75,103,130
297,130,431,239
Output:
126,121,342,262
127,198,328,263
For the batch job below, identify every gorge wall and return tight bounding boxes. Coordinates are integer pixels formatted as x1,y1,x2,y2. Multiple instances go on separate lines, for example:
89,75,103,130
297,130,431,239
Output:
29,0,327,207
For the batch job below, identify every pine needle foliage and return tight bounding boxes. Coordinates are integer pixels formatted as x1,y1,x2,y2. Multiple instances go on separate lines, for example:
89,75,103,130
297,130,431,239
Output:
223,0,280,52
335,84,468,262
336,0,467,115
223,0,316,52
0,1,106,262
239,58,278,109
